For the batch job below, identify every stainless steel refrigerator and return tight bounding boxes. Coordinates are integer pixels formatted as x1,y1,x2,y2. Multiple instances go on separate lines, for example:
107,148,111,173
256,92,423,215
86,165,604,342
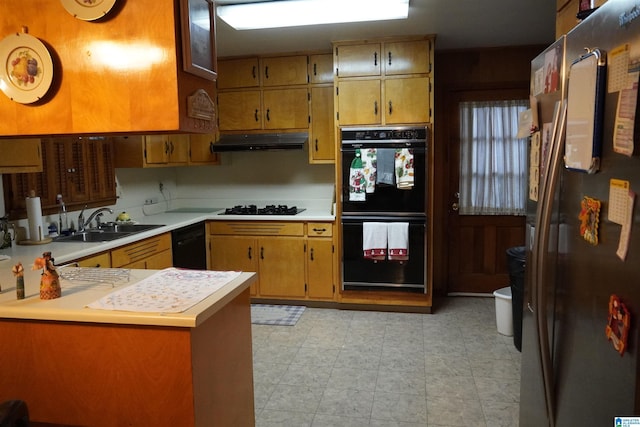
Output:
522,1,640,425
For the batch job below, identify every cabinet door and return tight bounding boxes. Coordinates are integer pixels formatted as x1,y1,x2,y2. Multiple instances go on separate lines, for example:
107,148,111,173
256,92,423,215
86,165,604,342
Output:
144,135,170,164
167,135,189,165
258,236,305,298
74,252,111,268
218,91,262,131
261,55,308,86
189,134,219,165
55,138,91,203
309,54,334,84
307,237,334,300
335,44,381,77
86,138,116,200
145,249,173,270
210,235,259,296
217,57,260,89
262,88,309,130
384,77,430,124
0,139,42,173
384,40,431,75
309,86,335,163
337,80,381,125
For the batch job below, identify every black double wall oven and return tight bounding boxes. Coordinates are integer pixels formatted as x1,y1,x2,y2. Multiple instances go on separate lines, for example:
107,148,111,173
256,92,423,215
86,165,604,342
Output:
340,126,428,292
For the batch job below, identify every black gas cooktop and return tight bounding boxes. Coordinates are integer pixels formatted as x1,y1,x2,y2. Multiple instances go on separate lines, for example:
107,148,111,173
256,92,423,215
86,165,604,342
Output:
219,205,305,215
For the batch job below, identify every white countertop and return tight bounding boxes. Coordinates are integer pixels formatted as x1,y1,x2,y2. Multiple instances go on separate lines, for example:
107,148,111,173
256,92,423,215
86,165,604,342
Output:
0,206,335,266
0,267,257,328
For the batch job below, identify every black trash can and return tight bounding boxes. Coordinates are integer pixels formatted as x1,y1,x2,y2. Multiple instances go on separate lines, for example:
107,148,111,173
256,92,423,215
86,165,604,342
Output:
506,246,526,352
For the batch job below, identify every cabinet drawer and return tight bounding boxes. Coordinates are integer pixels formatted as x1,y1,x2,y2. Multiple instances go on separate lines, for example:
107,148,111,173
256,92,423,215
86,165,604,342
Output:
111,233,171,268
73,252,111,268
209,221,304,236
307,223,332,237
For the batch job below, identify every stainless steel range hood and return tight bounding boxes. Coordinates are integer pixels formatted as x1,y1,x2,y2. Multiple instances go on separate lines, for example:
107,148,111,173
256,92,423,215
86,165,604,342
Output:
212,132,308,152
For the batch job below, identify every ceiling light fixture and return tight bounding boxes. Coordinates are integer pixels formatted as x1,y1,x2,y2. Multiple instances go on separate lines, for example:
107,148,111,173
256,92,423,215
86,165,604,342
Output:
217,0,410,30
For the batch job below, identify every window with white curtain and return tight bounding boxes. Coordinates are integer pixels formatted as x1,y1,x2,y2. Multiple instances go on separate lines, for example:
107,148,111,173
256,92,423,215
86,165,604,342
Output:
459,99,529,216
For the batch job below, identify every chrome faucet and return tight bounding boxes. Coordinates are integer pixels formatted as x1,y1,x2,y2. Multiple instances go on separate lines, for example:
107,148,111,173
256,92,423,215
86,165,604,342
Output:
78,207,114,232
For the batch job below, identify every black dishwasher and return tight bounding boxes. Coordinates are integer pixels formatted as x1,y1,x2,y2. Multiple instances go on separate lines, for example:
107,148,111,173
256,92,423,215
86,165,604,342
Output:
171,222,207,269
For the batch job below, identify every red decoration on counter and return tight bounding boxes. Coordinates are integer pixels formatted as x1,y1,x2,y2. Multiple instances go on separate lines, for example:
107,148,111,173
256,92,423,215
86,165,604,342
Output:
33,251,60,300
605,294,630,356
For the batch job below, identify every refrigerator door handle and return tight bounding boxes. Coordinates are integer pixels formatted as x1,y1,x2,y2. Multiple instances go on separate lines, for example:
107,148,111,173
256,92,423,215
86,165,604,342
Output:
533,99,568,427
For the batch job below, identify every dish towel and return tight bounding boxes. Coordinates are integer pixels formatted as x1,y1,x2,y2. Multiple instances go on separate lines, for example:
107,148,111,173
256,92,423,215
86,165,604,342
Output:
395,148,415,189
387,222,409,261
361,148,377,193
376,148,395,186
363,222,387,260
349,149,366,201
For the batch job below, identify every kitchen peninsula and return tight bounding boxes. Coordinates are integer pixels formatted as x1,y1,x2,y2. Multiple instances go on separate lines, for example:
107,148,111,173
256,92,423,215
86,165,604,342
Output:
0,265,257,426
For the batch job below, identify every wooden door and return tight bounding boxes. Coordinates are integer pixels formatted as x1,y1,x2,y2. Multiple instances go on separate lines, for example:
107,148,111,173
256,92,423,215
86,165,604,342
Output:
309,86,335,163
309,54,333,84
258,236,305,298
217,57,259,89
261,55,308,86
189,134,219,165
384,77,430,124
446,89,527,294
307,237,334,300
167,135,189,165
210,235,259,296
337,80,381,125
144,135,170,164
217,91,262,131
335,44,381,77
262,88,308,130
384,40,431,75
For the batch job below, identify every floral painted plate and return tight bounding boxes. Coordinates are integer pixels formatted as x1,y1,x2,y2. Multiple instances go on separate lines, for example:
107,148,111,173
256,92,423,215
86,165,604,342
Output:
0,32,53,104
60,0,117,21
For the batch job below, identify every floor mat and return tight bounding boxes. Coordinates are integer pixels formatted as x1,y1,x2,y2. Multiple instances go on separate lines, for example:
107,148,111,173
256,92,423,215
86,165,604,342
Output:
251,304,306,326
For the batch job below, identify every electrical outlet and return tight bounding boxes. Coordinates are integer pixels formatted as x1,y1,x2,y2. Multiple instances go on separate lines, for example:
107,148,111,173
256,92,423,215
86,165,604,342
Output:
144,197,159,205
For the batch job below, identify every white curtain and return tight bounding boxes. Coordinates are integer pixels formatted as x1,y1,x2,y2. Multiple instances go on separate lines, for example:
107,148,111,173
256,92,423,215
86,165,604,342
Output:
459,99,528,216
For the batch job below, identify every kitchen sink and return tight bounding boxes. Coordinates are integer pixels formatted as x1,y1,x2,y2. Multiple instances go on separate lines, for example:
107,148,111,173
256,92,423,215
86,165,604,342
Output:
54,224,165,243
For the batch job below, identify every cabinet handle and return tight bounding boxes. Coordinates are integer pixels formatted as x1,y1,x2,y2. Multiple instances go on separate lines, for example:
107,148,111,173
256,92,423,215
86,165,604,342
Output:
313,63,317,76
310,248,314,261
373,52,377,66
260,247,264,260
315,138,318,152
209,141,214,154
254,109,259,122
164,141,170,154
312,227,326,233
374,101,378,115
265,66,269,79
266,109,270,122
252,65,256,79
388,51,392,66
248,246,252,260
169,141,174,154
389,100,393,115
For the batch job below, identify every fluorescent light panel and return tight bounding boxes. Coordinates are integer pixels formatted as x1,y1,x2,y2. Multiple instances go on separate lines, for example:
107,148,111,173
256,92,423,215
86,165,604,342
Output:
217,0,409,30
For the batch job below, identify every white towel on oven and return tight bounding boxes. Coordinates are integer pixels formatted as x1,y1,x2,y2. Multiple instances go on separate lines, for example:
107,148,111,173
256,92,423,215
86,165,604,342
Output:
363,222,387,260
387,222,409,261
361,148,377,193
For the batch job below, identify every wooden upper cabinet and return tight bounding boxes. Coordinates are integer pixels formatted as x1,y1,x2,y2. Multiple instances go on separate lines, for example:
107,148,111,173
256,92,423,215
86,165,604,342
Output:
335,44,382,77
113,135,189,168
217,58,260,89
309,54,334,84
337,80,381,125
189,133,219,165
262,88,309,130
261,55,308,86
0,0,216,136
85,138,116,200
384,40,431,75
0,139,42,173
384,77,431,124
217,91,262,131
309,86,335,163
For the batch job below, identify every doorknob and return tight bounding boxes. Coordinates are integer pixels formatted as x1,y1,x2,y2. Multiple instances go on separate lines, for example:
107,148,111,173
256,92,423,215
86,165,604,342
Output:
451,192,460,211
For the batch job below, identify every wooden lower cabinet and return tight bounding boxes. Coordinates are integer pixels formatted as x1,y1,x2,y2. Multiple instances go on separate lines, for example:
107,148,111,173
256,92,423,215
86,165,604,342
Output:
208,221,335,301
110,233,173,269
73,251,111,268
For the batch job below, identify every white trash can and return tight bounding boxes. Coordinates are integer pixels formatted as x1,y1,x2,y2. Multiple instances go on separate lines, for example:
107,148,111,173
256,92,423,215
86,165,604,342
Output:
493,286,513,336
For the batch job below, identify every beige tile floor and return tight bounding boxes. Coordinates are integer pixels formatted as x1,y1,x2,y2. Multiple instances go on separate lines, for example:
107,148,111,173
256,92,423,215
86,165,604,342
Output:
251,296,521,426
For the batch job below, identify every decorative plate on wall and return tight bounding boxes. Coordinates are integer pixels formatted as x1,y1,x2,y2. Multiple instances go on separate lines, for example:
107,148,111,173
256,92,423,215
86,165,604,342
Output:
60,0,117,21
0,31,54,104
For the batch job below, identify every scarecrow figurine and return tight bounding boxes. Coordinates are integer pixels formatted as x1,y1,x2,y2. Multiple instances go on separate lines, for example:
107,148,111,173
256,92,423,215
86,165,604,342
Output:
11,262,25,300
33,251,60,300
